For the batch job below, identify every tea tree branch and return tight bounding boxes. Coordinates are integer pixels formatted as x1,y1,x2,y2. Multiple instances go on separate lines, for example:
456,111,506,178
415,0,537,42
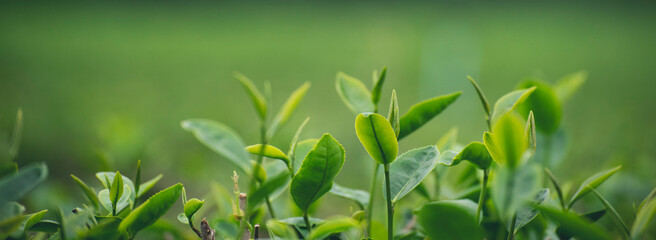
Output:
384,163,394,240
476,169,489,224
304,211,312,234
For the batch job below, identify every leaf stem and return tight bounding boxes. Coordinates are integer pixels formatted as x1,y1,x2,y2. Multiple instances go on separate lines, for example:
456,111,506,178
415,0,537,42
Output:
544,168,566,211
366,163,380,237
384,164,394,240
507,212,517,240
476,170,489,224
265,196,276,219
303,211,311,234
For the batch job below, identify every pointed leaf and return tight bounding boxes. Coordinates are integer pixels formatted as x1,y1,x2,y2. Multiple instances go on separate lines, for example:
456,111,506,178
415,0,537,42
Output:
516,80,562,133
490,87,536,125
467,76,491,117
387,90,400,137
355,113,398,165
308,218,358,240
492,162,542,223
589,188,631,238
95,172,134,191
267,82,311,139
539,205,611,240
293,139,319,173
329,183,370,210
568,165,622,208
385,145,439,204
181,119,251,174
290,134,345,211
118,183,182,237
513,188,549,234
0,163,48,203
184,198,204,219
288,117,311,160
24,210,48,233
438,141,492,170
71,175,100,210
485,113,528,168
138,174,163,198
248,169,290,211
525,111,536,153
371,67,387,106
632,196,656,239
235,72,267,120
246,144,289,165
335,72,374,114
109,171,123,212
398,92,461,140
555,71,587,103
99,184,132,213
416,199,482,240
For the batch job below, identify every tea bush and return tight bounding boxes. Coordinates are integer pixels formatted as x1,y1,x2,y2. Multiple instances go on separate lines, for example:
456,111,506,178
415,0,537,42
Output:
0,69,654,239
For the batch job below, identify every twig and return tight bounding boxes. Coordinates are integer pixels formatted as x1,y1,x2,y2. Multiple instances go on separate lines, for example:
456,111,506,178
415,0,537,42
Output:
200,218,215,240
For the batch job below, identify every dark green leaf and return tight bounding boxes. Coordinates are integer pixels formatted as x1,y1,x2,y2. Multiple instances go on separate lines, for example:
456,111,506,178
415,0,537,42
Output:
398,92,461,140
387,90,400,137
24,209,48,233
335,72,375,114
467,76,491,117
290,134,345,211
539,205,610,240
138,174,163,198
248,169,290,211
490,87,536,125
416,199,482,240
491,162,542,223
118,183,182,237
516,79,562,133
385,145,439,204
292,139,319,173
438,141,492,170
181,119,251,174
308,218,358,240
590,188,631,238
513,188,549,234
329,183,370,210
234,72,267,120
568,165,622,208
246,144,289,165
28,220,59,233
371,67,387,106
267,82,311,139
355,113,398,165
0,163,48,203
184,198,204,219
71,175,100,210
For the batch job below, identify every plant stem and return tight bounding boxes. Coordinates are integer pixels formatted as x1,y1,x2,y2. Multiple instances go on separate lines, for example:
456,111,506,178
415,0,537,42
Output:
365,163,380,237
384,164,394,240
265,196,276,219
303,211,312,234
476,170,489,224
507,213,517,240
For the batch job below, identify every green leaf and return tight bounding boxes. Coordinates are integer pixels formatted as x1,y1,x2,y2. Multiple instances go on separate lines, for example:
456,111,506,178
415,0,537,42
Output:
467,76,491,117
516,79,562,133
438,141,492,170
589,188,631,238
27,220,59,233
568,165,622,208
525,111,536,153
436,127,459,151
267,220,299,240
290,134,345,211
0,163,47,203
398,92,461,140
355,113,398,165
416,199,482,240
138,174,163,198
293,139,319,173
184,198,204,219
335,72,375,114
308,218,358,240
491,162,542,223
267,82,311,139
632,196,656,239
24,210,48,233
538,205,611,240
490,87,536,125
484,113,528,168
246,144,290,165
99,184,132,213
118,183,182,237
555,71,587,103
71,175,100,210
181,119,251,174
235,72,267,120
544,167,566,210
533,128,568,168
134,160,141,201
79,216,122,240
386,90,400,137
329,183,370,210
288,117,311,161
109,171,123,214
385,145,439,205
95,172,134,191
248,169,290,211
177,213,188,224
513,188,549,234
371,66,387,107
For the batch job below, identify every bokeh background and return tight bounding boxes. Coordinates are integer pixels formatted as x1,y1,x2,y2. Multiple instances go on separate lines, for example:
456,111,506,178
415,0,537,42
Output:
1,0,655,236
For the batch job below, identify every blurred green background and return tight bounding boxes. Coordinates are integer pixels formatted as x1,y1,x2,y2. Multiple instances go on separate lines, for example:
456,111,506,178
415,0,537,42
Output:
1,0,655,233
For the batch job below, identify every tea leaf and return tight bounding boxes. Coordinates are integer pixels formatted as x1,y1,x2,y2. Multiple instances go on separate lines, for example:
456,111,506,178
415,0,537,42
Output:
24,209,48,233
491,162,542,223
267,82,311,139
589,188,631,238
436,127,459,151
248,169,290,211
539,205,610,240
235,72,267,120
387,90,400,137
246,144,290,165
485,113,528,168
555,71,587,103
293,139,319,173
385,145,439,204
632,196,656,239
290,134,345,211
70,175,100,210
329,183,370,210
267,220,299,240
568,165,622,208
355,113,398,165
138,174,163,198
525,111,537,153
416,199,482,240
95,172,134,191
308,218,358,240
0,163,48,203
516,80,562,133
177,213,188,224
109,171,123,214
438,141,492,170
490,87,535,125
398,92,461,140
118,183,182,237
335,72,375,114
181,119,251,174
638,187,656,213
371,66,387,107
288,117,311,161
79,216,122,240
184,198,204,219
27,220,59,233
467,76,491,117
513,188,549,234
99,184,132,213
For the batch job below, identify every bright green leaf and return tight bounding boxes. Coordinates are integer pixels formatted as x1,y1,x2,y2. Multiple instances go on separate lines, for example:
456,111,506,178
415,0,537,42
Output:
387,90,400,137
95,172,134,192
539,205,610,240
181,119,251,174
293,138,319,174
485,113,528,168
516,79,562,133
290,134,345,211
70,175,100,210
416,199,482,240
490,87,536,125
335,72,374,114
184,198,204,219
398,92,461,140
329,183,370,210
24,210,48,233
355,113,398,165
288,117,310,162
438,141,492,170
267,82,311,139
371,67,387,107
235,72,267,120
385,145,439,204
632,196,656,239
109,171,123,214
118,183,182,237
513,188,549,234
525,111,536,153
568,165,622,209
308,217,358,240
177,213,188,224
0,163,48,203
246,144,290,165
